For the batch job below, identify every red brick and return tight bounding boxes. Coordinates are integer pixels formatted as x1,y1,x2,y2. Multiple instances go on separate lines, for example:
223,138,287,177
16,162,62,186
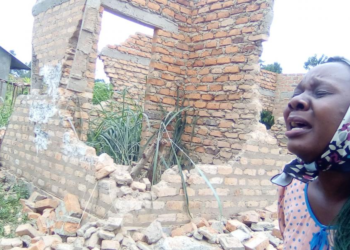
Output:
220,103,233,109
157,30,172,37
223,1,234,7
163,98,176,105
175,13,187,22
229,29,242,36
161,56,175,64
134,0,146,5
226,46,239,53
199,68,210,75
242,27,255,33
206,13,217,21
217,57,230,64
210,3,222,10
202,94,214,100
237,0,251,3
246,4,260,12
212,49,223,56
162,73,175,80
206,40,217,48
215,31,228,38
215,94,227,101
236,17,249,24
210,85,223,91
208,22,219,29
151,62,167,71
193,60,204,67
155,0,167,4
197,86,208,91
148,2,160,10
219,121,232,128
228,94,241,100
224,66,240,73
220,38,232,45
180,6,191,15
187,93,201,99
154,47,170,55
216,76,228,82
218,11,230,19
205,58,217,65
231,55,246,63
203,33,214,40
202,76,214,82
168,66,181,74
146,95,159,102
210,131,223,137
148,78,165,86
194,101,207,108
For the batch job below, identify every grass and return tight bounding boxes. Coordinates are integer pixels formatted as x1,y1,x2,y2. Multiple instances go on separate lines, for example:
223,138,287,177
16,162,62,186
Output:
0,183,30,238
260,110,275,129
87,89,144,166
92,81,113,105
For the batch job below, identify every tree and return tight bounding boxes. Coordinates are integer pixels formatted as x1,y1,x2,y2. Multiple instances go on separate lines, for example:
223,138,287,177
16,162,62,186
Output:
261,62,283,74
304,54,328,70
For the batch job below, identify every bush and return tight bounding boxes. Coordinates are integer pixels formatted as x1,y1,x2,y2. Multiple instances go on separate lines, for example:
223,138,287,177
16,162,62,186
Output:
260,110,275,129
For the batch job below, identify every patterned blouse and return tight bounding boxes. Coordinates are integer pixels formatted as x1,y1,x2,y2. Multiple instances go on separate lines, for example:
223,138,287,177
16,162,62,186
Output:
278,180,334,250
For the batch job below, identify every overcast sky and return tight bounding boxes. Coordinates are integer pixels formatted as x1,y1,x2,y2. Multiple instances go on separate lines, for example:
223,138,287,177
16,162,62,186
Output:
1,0,350,77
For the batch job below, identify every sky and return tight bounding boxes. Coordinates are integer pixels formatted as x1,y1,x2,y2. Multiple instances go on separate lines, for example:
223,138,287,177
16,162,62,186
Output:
1,0,350,77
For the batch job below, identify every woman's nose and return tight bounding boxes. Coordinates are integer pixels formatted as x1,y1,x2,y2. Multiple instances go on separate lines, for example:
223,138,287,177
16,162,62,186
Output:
287,94,310,111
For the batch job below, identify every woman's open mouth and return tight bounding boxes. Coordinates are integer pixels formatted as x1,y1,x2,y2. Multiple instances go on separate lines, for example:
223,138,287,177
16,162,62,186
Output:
285,118,312,138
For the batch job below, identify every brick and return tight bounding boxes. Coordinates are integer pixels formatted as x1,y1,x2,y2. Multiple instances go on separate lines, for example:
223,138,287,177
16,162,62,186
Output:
202,94,214,100
220,103,233,109
217,57,230,64
210,3,222,10
163,98,176,105
236,17,249,24
205,58,217,65
16,224,39,238
194,101,207,108
209,85,223,91
219,121,232,128
220,38,232,45
35,199,59,212
206,103,220,110
218,11,230,19
187,93,201,99
244,233,269,250
147,2,160,10
242,27,255,33
249,34,269,41
231,55,246,63
226,46,239,53
163,8,174,17
64,193,82,217
226,220,244,232
210,131,222,137
203,32,214,40
224,66,240,73
246,4,260,12
206,40,217,48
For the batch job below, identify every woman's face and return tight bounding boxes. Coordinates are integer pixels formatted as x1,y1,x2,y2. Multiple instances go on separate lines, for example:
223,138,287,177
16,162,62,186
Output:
283,62,350,163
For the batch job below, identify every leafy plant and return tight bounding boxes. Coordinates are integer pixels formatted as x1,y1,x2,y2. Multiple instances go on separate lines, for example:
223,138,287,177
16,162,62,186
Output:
87,89,144,165
92,81,114,105
0,183,29,237
304,54,328,70
260,61,283,74
260,110,275,129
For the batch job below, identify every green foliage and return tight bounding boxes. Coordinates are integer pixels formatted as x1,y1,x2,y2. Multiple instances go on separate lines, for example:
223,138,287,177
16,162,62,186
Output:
261,62,283,74
0,183,29,238
0,76,31,127
260,110,275,129
92,81,114,105
303,54,328,70
87,89,144,165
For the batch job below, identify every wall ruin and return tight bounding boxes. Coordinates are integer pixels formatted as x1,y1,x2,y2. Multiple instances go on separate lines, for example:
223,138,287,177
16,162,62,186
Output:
0,0,299,225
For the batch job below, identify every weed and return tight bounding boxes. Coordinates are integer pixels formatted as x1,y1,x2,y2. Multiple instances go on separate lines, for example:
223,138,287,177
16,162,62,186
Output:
0,183,29,238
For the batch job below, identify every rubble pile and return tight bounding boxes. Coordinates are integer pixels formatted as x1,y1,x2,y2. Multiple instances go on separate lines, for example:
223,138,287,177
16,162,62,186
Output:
0,189,283,250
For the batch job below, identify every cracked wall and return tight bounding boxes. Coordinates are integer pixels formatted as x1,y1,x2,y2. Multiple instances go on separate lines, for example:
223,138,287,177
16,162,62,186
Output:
0,0,298,225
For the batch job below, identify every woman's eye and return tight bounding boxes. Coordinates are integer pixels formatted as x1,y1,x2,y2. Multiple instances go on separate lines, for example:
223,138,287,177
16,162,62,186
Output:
315,91,329,98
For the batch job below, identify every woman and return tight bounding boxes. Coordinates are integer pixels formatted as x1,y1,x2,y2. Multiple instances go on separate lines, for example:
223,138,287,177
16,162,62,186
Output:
271,57,350,249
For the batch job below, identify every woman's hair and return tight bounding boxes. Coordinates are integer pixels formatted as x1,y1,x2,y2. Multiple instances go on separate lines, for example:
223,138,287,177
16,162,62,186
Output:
325,56,350,68
323,57,350,250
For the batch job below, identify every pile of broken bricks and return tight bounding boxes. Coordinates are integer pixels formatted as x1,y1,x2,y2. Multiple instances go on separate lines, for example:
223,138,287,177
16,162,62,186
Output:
0,190,283,250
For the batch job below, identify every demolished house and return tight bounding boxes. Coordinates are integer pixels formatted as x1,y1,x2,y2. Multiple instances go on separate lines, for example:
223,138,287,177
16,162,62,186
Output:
0,0,306,249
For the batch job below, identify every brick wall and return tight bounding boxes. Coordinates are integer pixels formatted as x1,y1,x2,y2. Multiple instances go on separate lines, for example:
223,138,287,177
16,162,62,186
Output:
0,96,293,225
273,73,304,118
0,0,299,225
100,33,153,102
257,69,277,112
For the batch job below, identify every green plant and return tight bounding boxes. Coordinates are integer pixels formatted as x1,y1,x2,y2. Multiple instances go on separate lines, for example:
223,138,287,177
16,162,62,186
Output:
260,110,275,129
87,89,144,165
0,183,29,237
92,81,114,105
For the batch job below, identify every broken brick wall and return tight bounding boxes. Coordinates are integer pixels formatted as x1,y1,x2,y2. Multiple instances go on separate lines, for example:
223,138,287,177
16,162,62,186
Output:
0,0,297,226
100,33,153,103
